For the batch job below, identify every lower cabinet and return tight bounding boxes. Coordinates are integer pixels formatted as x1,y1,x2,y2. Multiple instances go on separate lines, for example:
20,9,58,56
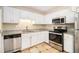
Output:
64,33,74,53
21,31,49,50
0,34,4,53
21,33,31,50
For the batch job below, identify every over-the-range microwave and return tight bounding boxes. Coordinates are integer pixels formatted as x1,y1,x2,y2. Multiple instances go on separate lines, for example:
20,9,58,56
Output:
52,17,66,24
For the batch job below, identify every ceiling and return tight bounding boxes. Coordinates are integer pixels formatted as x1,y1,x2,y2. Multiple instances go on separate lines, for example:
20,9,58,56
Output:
13,6,71,15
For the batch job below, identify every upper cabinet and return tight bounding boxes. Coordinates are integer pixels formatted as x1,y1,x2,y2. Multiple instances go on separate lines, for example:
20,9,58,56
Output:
2,7,77,24
45,9,75,24
65,11,75,23
20,9,46,24
33,14,45,24
3,7,20,23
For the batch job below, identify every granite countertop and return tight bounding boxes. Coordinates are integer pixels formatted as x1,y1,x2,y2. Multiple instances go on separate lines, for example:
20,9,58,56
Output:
0,30,2,33
22,29,49,34
1,29,75,37
2,29,49,35
64,31,75,36
64,28,75,36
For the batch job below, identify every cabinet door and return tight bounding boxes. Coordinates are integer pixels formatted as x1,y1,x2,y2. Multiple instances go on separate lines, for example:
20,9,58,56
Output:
3,7,11,23
3,7,19,23
21,34,30,50
66,12,75,23
20,10,28,19
64,34,74,53
13,8,20,23
31,33,39,46
37,31,49,43
0,34,4,53
34,15,45,24
40,31,49,43
31,31,49,46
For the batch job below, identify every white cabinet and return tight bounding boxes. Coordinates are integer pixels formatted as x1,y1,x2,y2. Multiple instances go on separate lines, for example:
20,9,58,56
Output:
20,10,29,19
3,7,20,23
45,9,75,24
20,9,45,24
2,7,45,24
64,33,74,53
39,31,49,43
31,33,39,46
66,11,75,23
20,9,35,23
0,34,4,53
21,33,31,50
13,9,20,23
21,31,49,50
31,31,49,46
33,15,45,24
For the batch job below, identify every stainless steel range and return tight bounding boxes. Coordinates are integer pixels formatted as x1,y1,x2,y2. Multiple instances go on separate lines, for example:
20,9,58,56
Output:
49,29,67,51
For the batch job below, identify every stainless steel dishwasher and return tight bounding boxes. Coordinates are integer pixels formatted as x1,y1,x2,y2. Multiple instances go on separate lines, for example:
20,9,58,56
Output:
4,35,13,53
4,34,21,53
13,34,21,52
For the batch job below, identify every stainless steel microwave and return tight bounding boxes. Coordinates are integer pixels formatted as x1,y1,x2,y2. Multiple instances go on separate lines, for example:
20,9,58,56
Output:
52,17,65,24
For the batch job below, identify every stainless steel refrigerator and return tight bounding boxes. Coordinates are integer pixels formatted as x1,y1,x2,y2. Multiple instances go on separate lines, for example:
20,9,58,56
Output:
74,12,79,53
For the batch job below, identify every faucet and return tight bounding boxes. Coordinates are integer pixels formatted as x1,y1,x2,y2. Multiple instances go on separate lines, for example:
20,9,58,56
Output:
26,26,28,31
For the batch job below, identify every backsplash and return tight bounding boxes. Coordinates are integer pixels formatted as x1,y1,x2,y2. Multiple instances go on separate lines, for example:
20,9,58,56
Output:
66,24,75,32
32,24,66,30
2,19,33,30
2,19,74,31
2,23,66,31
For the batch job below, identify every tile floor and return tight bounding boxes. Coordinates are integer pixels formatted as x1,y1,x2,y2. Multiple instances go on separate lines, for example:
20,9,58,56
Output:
21,42,60,53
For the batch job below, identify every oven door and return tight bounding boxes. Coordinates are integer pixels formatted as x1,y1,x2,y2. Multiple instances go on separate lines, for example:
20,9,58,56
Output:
49,33,62,44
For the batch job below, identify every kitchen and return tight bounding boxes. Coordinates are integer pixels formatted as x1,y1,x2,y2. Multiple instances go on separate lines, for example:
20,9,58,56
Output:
0,6,78,53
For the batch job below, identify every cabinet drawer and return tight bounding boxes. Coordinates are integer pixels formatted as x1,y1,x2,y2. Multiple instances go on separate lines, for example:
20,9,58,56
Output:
64,34,73,38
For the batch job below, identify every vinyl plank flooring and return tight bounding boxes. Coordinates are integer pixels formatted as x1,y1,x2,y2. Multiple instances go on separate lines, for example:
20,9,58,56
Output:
21,42,60,53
